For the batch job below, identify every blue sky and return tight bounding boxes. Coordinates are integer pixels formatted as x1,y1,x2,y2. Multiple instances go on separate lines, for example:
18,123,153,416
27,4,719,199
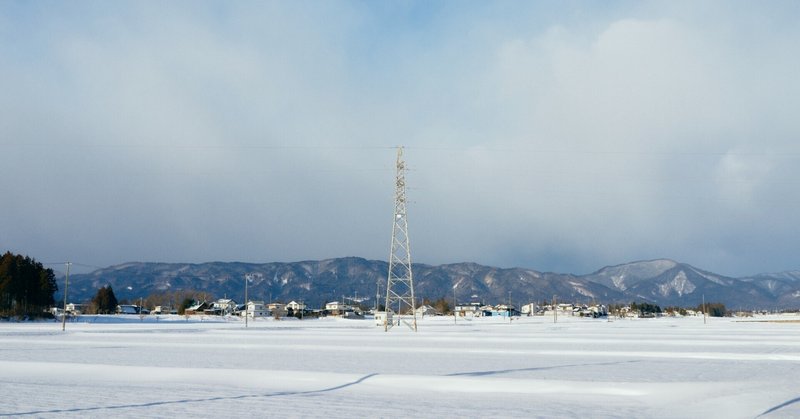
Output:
2,1,800,276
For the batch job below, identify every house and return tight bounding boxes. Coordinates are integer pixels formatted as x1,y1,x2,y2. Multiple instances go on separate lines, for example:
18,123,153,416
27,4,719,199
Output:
116,304,139,315
618,306,637,318
454,303,480,317
242,301,267,318
66,303,85,315
212,299,238,315
558,303,574,314
587,304,608,317
152,305,177,315
267,302,287,318
287,301,306,313
415,305,440,317
454,295,485,317
325,301,361,317
480,305,496,316
325,301,348,316
455,303,483,317
492,304,519,317
325,301,343,311
184,301,212,315
520,303,539,316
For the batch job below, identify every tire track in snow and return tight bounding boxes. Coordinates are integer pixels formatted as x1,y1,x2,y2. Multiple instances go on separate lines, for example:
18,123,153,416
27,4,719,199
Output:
0,370,379,417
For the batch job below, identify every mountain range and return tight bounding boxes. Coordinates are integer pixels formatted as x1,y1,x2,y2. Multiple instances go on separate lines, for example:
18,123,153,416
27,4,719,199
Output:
60,258,800,310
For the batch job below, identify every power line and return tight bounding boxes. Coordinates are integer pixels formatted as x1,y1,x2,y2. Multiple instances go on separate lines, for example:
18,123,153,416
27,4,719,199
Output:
405,145,800,157
1,142,399,151
43,262,105,270
5,140,799,157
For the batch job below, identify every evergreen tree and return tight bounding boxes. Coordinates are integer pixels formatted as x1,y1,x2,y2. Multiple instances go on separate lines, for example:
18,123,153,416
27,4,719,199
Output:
178,297,194,315
631,301,661,316
698,302,727,317
0,251,57,317
92,286,119,314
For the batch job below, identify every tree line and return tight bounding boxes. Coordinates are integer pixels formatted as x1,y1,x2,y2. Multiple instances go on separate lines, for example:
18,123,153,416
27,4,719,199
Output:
619,301,729,317
0,252,58,318
83,287,214,315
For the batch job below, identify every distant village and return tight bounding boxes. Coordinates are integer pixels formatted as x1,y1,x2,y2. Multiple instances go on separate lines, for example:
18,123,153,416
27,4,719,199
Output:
52,292,760,323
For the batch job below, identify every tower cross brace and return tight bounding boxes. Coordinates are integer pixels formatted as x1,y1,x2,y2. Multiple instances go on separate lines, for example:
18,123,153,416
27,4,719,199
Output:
384,147,417,332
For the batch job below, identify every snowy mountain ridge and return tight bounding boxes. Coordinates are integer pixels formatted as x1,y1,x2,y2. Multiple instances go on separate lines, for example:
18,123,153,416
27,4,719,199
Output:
60,257,800,310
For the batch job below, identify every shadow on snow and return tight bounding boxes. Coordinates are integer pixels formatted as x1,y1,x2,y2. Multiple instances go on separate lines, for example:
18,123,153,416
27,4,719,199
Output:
1,373,379,417
446,360,641,377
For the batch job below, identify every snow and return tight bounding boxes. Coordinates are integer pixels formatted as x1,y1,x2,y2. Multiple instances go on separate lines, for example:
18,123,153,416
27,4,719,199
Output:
616,259,678,279
603,259,679,290
691,268,730,286
568,281,596,298
2,315,799,418
612,274,627,290
658,271,696,297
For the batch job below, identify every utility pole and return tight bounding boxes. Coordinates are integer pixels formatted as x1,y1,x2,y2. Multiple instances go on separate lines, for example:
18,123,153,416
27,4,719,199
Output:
508,291,512,322
553,295,558,324
453,283,458,325
702,294,707,325
244,274,251,328
62,262,71,332
384,147,417,332
374,279,381,313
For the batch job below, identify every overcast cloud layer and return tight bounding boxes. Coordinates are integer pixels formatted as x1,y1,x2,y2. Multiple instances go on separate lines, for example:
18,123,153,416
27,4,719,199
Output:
2,1,799,276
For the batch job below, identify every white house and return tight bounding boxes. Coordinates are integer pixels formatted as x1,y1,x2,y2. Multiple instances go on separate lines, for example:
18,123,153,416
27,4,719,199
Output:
152,305,177,315
287,301,306,312
267,302,286,317
558,303,575,315
213,299,238,315
325,301,352,316
116,305,139,315
520,303,538,316
415,305,440,317
242,301,267,318
454,303,481,317
66,303,85,315
494,304,517,317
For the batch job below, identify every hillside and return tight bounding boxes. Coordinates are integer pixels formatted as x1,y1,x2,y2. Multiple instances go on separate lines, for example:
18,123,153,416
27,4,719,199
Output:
61,258,800,310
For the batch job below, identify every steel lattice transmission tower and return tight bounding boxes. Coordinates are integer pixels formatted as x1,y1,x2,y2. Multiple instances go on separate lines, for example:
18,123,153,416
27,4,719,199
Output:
384,147,417,331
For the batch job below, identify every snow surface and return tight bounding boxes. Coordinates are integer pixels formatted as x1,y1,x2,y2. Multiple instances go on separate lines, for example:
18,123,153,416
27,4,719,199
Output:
1,315,799,418
659,271,696,297
605,259,679,289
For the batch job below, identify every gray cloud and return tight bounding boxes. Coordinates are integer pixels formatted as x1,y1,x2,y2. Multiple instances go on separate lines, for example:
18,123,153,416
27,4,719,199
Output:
2,2,799,276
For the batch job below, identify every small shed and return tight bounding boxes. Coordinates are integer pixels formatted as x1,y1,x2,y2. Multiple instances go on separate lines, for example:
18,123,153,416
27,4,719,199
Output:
374,311,393,327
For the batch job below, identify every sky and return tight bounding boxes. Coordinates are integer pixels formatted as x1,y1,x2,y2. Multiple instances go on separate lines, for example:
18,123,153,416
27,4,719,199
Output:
2,1,799,277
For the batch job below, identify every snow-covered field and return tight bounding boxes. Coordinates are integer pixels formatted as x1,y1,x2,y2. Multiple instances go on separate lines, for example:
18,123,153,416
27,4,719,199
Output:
1,315,799,418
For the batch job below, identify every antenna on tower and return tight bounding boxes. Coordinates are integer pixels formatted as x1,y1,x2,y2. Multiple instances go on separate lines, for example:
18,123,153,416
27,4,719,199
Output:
384,146,417,331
